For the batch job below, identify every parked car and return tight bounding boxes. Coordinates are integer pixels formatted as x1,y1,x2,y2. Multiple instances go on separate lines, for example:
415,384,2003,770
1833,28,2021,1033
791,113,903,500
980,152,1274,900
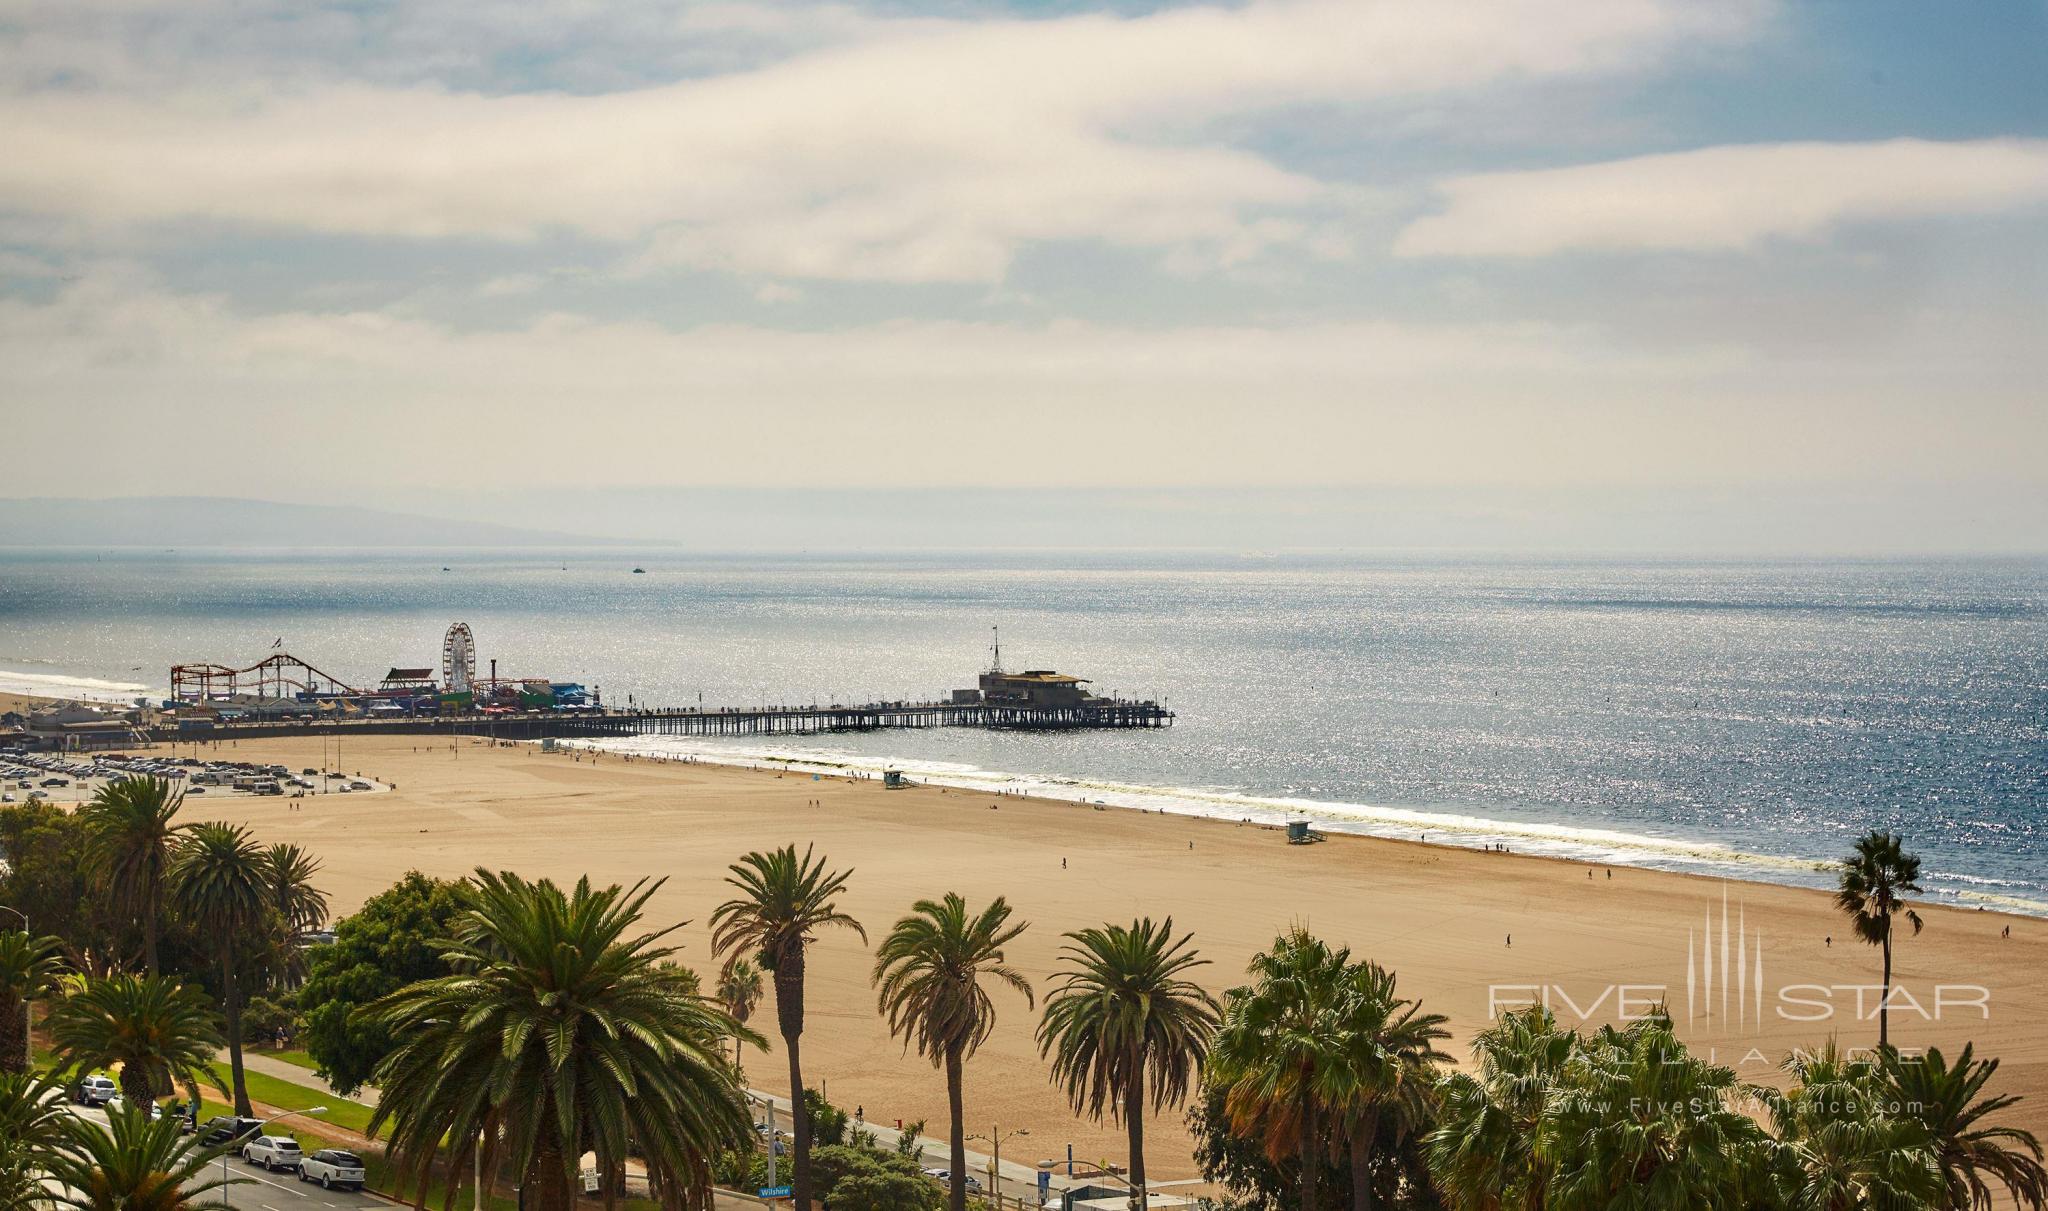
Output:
242,1135,304,1171
72,1074,118,1107
298,1149,367,1191
199,1115,266,1147
347,781,372,791
922,1169,982,1192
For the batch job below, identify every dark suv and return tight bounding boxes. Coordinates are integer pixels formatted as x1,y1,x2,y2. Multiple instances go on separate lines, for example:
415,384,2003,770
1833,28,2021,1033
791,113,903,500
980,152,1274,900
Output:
198,1116,266,1147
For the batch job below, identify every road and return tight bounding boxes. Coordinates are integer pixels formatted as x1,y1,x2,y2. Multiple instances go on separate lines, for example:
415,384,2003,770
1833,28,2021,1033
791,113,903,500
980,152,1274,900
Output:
208,1153,392,1211
65,1102,394,1211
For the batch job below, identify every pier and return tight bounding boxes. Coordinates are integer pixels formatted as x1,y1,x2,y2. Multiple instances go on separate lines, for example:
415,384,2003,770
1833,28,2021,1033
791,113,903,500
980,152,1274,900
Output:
144,699,1173,744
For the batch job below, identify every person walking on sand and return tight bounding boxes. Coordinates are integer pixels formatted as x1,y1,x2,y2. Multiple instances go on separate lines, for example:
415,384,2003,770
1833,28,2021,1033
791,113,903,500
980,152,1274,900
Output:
1506,935,1512,948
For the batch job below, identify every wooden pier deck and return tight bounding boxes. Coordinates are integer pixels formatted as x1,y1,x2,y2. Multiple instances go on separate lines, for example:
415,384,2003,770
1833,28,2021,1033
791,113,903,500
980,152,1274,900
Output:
144,700,1173,743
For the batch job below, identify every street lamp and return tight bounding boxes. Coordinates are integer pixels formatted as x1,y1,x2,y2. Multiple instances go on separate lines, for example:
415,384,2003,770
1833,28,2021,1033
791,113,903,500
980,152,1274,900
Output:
221,1106,327,1194
746,1091,782,1190
968,1124,1030,1210
0,906,29,1063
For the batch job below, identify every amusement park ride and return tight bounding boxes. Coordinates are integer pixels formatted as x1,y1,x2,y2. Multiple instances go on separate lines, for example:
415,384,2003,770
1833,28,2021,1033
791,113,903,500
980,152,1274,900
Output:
169,622,573,713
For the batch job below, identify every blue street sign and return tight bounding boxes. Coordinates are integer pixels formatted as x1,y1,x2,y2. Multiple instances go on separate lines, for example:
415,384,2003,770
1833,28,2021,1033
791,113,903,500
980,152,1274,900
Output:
759,1186,793,1198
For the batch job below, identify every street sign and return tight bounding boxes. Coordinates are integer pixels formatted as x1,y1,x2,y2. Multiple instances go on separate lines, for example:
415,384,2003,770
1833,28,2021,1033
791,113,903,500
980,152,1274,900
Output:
759,1185,793,1199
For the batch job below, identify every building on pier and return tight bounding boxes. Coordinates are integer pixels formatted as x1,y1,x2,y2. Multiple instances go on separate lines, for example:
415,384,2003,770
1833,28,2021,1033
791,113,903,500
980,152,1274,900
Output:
978,669,1092,709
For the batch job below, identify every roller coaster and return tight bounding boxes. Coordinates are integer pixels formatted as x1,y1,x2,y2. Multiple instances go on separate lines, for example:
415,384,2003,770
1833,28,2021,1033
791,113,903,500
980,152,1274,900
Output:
170,652,362,702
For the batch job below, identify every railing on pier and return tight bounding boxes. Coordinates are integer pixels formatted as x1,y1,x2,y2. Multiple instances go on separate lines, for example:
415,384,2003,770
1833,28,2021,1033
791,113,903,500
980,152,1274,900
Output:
143,699,1173,743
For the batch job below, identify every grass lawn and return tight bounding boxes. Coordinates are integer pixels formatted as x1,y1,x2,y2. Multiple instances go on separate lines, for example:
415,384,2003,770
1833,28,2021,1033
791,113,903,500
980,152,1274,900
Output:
208,1062,377,1136
262,1047,322,1073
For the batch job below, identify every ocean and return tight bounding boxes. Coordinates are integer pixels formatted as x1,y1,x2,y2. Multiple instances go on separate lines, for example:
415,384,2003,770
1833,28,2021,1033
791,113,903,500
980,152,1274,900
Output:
3,549,2043,913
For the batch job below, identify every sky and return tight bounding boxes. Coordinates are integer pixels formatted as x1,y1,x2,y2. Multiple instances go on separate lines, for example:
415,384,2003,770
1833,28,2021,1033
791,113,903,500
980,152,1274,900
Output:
0,0,2044,550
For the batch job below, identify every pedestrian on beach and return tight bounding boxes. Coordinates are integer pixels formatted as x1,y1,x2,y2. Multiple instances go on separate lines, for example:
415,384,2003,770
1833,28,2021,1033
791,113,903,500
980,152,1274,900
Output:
1506,935,1512,947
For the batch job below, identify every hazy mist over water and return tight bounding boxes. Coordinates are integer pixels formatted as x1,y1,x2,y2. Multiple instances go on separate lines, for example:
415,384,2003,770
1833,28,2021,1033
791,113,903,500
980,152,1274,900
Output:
5,549,2044,913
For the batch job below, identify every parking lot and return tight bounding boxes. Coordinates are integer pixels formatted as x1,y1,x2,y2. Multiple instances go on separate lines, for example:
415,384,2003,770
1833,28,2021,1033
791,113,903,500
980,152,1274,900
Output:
0,750,385,806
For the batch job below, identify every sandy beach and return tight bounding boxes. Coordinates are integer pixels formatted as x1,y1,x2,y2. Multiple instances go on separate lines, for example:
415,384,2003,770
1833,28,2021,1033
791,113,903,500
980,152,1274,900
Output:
59,732,2048,1161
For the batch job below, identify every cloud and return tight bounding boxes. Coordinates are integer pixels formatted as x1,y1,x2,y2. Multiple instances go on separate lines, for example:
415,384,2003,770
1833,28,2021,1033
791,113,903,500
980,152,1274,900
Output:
2,271,2041,500
1395,138,2048,258
0,0,1763,283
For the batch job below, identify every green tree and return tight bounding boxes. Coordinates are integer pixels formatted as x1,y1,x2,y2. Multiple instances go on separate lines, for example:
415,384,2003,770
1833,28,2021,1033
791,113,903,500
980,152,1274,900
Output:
1038,917,1220,1211
1882,1044,2048,1211
78,776,185,977
46,974,227,1108
808,1143,938,1207
1325,961,1450,1211
1536,1014,1770,1210
263,843,327,934
806,1086,850,1146
297,870,469,1096
1189,1075,1350,1210
711,845,866,1211
1212,929,1348,1211
1835,831,1924,1048
1766,1042,1941,1211
1426,1005,1578,1211
167,822,270,1117
0,930,64,1073
717,956,764,1070
835,1166,946,1211
365,869,757,1211
49,1101,237,1211
873,892,1033,1211
0,1069,69,1208
0,803,116,969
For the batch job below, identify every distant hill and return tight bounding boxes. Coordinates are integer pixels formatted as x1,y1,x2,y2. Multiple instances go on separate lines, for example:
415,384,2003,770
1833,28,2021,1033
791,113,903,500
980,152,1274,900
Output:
0,496,606,548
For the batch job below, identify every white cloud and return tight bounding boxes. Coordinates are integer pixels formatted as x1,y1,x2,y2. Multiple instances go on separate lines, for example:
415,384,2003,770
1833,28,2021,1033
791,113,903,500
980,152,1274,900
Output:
0,0,1763,282
3,271,2041,499
1395,138,2048,258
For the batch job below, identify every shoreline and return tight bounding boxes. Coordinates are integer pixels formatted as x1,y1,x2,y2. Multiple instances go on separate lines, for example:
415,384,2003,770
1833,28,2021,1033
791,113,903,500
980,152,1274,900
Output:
8,668,2044,918
85,732,2047,1154
564,732,2048,919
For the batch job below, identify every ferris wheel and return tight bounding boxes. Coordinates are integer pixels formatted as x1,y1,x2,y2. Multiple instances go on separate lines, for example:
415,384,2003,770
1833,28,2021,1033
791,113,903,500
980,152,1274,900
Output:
442,622,477,694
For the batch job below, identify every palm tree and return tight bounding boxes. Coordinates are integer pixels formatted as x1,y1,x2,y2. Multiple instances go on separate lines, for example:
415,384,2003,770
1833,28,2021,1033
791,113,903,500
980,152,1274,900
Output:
263,843,329,936
1426,1005,1577,1211
1767,1042,1941,1211
167,822,270,1117
717,957,765,1070
366,869,756,1211
1536,1014,1769,1210
1038,917,1219,1211
79,776,185,976
49,1101,237,1211
873,893,1033,1211
711,845,866,1211
1883,1044,2048,1211
0,930,64,1073
0,1069,70,1208
1835,830,1924,1047
259,843,328,991
47,974,226,1109
1211,928,1347,1211
1324,961,1451,1211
